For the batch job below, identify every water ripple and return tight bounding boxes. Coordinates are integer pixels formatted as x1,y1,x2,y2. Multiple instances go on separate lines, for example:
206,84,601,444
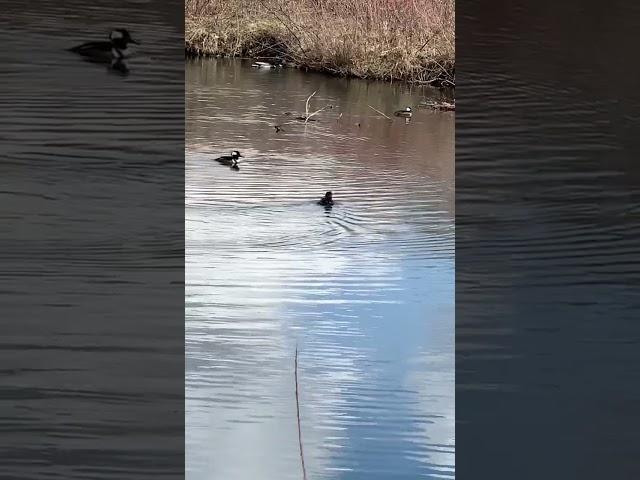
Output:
1,0,183,477
186,59,454,479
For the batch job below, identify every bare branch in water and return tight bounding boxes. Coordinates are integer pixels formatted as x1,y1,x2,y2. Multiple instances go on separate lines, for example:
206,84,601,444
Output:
305,105,331,123
305,91,317,119
295,346,308,480
367,104,392,120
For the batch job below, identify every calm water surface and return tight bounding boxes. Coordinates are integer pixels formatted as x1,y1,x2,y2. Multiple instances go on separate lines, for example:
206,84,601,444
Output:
457,2,640,478
1,1,183,477
186,59,455,479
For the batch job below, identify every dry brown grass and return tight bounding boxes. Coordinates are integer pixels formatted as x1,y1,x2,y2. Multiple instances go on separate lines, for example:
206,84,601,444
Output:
185,0,454,86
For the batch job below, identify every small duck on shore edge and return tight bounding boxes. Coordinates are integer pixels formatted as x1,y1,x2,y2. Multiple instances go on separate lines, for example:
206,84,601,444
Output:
252,61,283,69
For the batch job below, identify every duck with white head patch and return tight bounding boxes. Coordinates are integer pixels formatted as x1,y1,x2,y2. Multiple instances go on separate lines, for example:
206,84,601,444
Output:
69,28,140,62
394,106,413,117
214,150,243,170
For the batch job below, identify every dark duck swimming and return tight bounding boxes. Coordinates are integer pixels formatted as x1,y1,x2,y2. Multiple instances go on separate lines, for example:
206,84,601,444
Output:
68,28,140,61
318,191,334,206
214,150,242,170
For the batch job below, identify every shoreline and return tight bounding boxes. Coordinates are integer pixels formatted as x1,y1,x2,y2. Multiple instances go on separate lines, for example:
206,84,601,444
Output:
185,0,454,89
184,47,455,90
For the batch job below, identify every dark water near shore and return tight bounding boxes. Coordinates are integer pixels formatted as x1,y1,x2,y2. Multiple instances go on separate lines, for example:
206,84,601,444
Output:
1,1,183,477
186,59,454,479
457,2,640,478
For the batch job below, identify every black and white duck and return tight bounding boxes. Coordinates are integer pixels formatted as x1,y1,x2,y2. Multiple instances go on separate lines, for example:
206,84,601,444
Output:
214,150,243,170
69,28,140,61
394,106,413,117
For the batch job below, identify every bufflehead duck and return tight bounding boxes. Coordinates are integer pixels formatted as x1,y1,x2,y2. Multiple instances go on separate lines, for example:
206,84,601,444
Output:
252,61,277,68
318,191,334,206
394,107,413,117
214,150,243,169
69,29,140,61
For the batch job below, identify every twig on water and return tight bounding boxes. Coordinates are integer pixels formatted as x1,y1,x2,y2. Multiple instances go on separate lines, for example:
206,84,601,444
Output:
367,104,392,120
305,105,331,124
305,91,317,119
295,346,308,480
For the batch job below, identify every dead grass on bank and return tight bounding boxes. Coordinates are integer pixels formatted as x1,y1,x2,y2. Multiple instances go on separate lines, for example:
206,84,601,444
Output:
185,0,455,85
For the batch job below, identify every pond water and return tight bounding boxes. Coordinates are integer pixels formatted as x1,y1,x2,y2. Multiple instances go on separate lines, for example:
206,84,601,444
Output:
456,2,640,478
186,59,455,479
1,1,183,477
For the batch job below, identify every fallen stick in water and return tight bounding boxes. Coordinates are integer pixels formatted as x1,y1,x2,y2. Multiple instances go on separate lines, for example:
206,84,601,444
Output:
295,346,308,480
367,104,392,120
305,105,331,123
305,91,317,119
